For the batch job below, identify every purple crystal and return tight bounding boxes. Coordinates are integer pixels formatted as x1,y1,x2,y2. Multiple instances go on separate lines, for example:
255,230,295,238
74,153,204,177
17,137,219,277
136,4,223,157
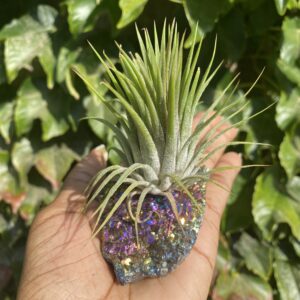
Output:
100,182,206,284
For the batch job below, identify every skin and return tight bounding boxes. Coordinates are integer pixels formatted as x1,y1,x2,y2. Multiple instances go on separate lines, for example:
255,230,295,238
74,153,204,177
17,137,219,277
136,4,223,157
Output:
17,115,242,300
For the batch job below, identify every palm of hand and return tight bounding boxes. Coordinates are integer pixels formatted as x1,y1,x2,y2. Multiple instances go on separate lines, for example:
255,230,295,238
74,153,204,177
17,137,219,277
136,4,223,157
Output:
17,117,241,300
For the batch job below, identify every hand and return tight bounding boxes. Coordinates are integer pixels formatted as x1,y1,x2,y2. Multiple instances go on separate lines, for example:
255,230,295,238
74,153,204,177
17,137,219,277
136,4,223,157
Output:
17,115,241,300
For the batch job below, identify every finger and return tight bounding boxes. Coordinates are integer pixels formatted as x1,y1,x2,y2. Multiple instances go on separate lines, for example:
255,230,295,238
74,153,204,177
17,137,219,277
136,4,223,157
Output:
204,125,238,170
193,112,239,170
194,151,242,265
54,145,108,208
206,151,242,219
193,112,221,140
191,152,241,296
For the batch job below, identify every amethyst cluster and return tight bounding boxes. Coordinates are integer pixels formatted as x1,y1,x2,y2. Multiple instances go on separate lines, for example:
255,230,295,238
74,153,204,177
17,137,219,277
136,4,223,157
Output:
100,182,206,284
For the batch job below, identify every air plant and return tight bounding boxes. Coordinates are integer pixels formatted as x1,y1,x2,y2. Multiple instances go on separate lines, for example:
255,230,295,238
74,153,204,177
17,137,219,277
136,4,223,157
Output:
75,21,270,284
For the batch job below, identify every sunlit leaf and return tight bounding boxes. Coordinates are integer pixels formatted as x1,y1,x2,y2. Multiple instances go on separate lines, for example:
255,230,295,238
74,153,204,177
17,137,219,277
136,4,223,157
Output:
253,166,300,240
36,4,58,29
290,236,300,257
277,59,300,86
274,0,288,15
280,17,300,64
83,95,116,138
0,150,25,213
56,46,82,99
279,133,300,179
0,101,14,144
11,138,34,187
276,88,300,131
66,0,98,36
0,5,57,87
117,0,148,29
19,185,49,222
35,144,80,190
56,47,81,83
274,0,299,16
274,0,300,15
38,41,56,89
14,78,70,141
287,176,300,202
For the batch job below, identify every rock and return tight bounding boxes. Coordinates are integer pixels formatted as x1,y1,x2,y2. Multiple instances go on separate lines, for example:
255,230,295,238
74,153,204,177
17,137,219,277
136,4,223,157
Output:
100,182,206,284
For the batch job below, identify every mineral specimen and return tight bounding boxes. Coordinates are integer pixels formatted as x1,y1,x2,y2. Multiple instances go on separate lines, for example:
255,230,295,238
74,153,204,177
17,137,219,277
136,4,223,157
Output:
100,182,206,284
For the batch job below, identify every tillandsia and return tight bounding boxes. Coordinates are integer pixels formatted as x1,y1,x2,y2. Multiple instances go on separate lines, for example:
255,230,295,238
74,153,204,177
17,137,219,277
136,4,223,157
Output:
75,21,271,284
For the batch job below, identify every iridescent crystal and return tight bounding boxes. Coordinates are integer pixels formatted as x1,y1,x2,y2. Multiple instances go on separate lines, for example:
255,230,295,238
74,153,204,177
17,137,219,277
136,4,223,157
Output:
100,182,206,284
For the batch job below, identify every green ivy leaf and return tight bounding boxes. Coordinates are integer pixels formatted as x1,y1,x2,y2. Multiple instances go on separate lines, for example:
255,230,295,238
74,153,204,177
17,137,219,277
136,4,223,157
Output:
183,0,232,46
36,4,58,29
290,236,300,257
247,96,282,147
222,170,254,233
253,166,300,241
11,138,34,188
277,59,300,86
35,144,79,190
19,185,49,222
0,101,14,144
117,0,148,29
56,47,81,83
83,95,116,140
0,150,25,213
274,249,300,300
276,88,300,131
213,270,273,300
235,233,273,280
275,0,300,16
287,176,300,202
247,0,279,36
216,7,246,61
279,133,300,179
56,46,81,99
280,17,300,64
0,5,57,88
274,0,289,15
14,78,70,141
0,16,40,39
38,42,56,90
66,0,98,36
14,79,46,136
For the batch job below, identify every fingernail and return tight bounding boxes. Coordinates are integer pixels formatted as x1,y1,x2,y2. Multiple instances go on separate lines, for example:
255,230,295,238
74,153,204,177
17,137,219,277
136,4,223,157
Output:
94,145,108,160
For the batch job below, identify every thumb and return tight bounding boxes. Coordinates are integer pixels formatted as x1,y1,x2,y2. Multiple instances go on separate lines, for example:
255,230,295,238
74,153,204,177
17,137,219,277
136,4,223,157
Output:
54,145,108,209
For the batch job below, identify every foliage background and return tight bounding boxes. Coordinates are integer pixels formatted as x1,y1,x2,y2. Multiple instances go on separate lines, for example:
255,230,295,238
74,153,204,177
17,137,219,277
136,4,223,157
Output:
0,0,300,299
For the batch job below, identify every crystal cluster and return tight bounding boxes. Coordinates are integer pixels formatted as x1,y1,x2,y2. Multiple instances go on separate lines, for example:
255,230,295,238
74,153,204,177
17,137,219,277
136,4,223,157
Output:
100,182,206,284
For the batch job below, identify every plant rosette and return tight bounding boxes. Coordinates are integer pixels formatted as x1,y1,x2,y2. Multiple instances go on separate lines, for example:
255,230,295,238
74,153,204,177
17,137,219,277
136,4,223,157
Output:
76,21,265,284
